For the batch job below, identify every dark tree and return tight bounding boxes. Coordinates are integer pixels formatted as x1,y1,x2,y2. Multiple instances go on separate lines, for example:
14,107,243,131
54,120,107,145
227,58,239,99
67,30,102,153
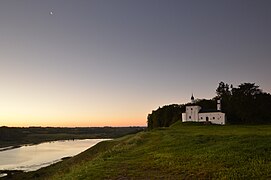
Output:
216,82,270,124
195,99,216,110
147,104,184,129
216,81,231,98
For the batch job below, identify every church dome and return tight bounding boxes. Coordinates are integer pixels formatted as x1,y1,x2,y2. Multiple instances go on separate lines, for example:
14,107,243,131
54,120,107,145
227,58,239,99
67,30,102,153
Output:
191,94,195,101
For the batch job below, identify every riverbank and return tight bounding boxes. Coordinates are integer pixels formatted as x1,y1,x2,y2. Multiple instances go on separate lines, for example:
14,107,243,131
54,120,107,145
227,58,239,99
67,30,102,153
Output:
0,139,110,176
0,126,145,149
9,122,271,179
0,146,21,152
0,170,23,179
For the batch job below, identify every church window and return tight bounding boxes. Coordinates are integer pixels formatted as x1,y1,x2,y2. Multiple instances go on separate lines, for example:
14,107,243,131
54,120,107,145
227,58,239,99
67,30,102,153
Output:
191,108,193,110
213,117,215,120
201,117,203,119
189,116,191,119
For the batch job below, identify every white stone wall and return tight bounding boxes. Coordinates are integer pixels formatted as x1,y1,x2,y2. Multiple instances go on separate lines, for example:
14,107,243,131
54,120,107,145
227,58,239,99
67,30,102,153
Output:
198,112,225,125
184,106,201,121
182,113,187,122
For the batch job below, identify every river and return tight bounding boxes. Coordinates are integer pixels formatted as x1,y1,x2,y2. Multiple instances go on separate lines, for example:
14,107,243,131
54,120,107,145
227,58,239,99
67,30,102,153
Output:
0,139,109,174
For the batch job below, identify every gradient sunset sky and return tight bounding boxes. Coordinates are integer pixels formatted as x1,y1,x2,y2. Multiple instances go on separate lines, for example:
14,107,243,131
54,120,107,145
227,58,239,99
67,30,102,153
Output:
1,0,271,127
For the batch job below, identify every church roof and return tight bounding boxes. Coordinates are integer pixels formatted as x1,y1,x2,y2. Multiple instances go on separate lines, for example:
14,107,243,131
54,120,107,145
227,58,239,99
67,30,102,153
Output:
199,109,222,113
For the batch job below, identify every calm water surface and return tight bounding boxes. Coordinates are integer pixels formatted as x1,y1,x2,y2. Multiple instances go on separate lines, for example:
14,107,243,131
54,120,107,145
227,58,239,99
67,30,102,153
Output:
0,139,109,172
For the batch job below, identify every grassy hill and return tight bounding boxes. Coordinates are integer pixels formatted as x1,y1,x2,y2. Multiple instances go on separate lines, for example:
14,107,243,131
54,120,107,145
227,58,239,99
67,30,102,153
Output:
10,122,271,179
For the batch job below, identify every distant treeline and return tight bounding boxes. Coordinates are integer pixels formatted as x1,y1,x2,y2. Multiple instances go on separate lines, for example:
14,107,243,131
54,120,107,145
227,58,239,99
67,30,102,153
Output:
147,82,271,129
0,126,145,148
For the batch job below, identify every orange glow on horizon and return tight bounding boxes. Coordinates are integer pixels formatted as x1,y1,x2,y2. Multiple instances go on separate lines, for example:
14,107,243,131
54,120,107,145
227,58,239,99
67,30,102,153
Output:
0,87,149,127
0,113,147,127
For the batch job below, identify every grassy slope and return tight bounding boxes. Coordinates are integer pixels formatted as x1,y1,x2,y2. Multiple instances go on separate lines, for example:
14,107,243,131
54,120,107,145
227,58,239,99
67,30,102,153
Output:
14,122,271,179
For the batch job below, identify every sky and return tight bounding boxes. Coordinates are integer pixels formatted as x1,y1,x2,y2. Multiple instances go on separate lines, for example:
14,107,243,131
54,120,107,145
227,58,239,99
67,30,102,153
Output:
0,0,271,127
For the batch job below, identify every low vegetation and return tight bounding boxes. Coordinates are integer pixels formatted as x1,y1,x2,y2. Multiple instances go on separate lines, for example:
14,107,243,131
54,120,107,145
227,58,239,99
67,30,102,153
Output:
0,126,144,148
10,122,271,179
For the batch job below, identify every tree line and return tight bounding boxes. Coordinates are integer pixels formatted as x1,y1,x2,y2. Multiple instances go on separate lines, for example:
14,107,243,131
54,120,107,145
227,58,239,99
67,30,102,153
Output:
216,82,271,124
147,82,271,129
147,104,184,129
0,126,145,148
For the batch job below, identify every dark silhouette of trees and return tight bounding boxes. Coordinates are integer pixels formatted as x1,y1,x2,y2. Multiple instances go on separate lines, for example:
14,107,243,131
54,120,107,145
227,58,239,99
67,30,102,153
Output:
216,82,231,98
216,82,271,124
195,99,217,110
147,104,184,129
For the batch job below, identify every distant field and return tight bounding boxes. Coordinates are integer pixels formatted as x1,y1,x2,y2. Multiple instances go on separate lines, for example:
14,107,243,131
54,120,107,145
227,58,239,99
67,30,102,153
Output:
0,126,145,148
9,122,271,179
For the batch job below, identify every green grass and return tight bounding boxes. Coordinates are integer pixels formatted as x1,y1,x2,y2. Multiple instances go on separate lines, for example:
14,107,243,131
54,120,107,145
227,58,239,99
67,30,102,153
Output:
12,122,271,179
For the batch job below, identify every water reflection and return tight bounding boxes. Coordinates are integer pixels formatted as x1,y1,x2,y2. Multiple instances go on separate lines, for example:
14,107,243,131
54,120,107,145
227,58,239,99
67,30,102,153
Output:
0,139,108,172
0,173,7,178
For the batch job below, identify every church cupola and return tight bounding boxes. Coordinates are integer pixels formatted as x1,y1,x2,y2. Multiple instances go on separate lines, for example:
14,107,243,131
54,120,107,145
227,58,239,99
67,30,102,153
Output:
191,94,195,103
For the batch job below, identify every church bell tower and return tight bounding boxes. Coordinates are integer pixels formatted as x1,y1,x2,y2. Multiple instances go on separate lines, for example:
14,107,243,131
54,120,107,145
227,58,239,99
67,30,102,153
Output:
217,99,221,111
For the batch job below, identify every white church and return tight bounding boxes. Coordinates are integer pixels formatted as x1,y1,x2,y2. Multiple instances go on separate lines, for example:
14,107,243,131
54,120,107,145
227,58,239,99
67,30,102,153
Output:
182,95,226,125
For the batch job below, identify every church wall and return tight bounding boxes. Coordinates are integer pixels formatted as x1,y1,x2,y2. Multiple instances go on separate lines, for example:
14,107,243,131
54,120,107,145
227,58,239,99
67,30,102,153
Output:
182,113,187,122
198,112,225,125
185,106,201,121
